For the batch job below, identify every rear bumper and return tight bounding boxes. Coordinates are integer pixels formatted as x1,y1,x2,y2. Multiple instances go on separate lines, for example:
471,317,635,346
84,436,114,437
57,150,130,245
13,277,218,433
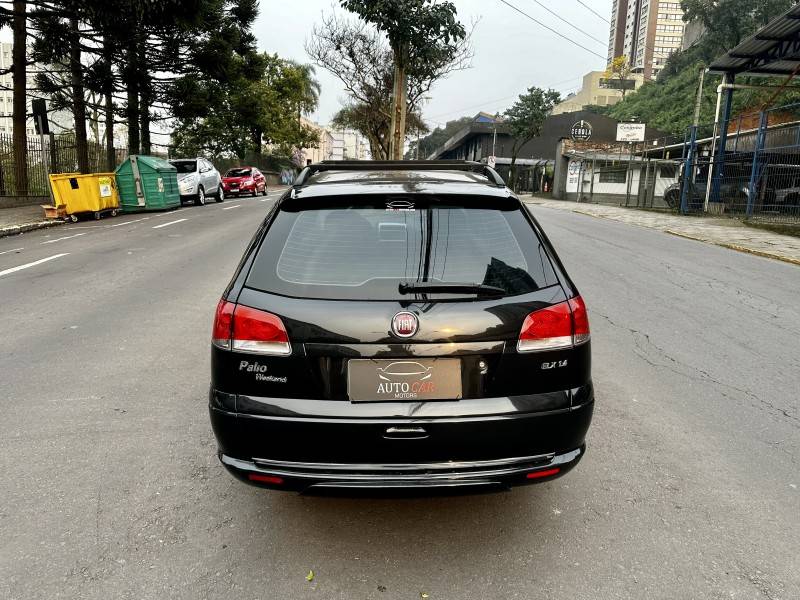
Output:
209,389,593,492
219,446,585,492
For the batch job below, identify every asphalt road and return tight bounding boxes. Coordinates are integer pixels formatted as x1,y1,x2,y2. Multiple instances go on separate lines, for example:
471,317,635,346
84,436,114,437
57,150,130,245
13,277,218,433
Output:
0,195,798,600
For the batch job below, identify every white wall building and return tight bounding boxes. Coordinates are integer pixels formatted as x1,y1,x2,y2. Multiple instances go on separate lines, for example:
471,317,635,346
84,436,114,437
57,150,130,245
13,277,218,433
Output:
0,42,74,137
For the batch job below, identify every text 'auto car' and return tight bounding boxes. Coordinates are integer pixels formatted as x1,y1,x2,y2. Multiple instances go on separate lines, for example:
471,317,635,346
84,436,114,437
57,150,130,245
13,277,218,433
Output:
209,160,593,493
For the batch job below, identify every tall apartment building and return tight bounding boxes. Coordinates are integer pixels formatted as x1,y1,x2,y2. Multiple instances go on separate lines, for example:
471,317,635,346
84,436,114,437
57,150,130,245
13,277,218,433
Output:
607,1,686,80
0,42,74,136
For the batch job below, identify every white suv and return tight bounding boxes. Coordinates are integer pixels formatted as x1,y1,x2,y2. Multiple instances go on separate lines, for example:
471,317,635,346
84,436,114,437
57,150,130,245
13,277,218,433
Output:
170,158,224,205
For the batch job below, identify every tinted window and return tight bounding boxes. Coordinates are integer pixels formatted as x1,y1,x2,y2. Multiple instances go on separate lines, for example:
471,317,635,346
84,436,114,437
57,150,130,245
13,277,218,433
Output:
171,160,197,174
247,199,558,300
226,168,252,177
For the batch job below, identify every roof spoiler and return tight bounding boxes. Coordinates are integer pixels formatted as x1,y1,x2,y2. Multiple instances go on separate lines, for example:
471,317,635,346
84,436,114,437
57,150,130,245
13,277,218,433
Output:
292,160,506,188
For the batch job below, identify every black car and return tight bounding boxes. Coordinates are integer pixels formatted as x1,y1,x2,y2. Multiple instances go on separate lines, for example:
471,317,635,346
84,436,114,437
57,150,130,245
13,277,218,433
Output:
209,161,593,493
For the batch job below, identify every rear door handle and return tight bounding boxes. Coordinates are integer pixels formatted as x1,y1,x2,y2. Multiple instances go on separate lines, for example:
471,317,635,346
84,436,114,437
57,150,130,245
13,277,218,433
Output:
383,426,428,440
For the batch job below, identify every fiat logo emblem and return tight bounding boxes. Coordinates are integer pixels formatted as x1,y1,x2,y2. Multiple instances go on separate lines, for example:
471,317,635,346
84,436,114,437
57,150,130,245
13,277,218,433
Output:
391,311,418,338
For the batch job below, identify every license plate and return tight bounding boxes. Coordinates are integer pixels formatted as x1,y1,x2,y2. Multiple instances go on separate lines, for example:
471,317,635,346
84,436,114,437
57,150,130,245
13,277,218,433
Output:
347,358,462,402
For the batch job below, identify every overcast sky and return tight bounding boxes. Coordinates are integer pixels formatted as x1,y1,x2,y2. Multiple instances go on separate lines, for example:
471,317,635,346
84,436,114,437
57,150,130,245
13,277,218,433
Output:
256,0,613,130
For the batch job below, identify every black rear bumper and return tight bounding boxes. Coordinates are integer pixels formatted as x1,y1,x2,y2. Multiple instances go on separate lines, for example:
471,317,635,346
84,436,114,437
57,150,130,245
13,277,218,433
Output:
219,446,585,492
209,388,593,493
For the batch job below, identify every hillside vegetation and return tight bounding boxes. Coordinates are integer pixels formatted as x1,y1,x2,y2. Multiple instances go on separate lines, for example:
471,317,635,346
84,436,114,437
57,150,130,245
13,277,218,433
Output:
604,0,799,135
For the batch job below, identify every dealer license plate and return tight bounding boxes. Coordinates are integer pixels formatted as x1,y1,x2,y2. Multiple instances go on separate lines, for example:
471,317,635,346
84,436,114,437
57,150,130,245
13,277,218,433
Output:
347,358,462,402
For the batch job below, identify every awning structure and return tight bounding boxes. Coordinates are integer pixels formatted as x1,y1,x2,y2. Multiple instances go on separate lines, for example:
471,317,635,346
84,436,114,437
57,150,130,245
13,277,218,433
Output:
709,5,800,77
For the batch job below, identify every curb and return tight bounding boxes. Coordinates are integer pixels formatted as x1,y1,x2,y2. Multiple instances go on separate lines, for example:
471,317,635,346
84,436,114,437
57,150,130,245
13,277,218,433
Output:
665,229,800,266
0,219,64,239
527,199,800,268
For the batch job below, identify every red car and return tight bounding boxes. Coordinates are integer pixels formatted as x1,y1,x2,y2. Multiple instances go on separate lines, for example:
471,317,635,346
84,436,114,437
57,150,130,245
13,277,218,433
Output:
221,167,268,197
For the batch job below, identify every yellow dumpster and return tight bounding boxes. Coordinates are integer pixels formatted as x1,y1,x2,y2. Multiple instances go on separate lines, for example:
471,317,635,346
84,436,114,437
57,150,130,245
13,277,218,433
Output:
49,173,121,221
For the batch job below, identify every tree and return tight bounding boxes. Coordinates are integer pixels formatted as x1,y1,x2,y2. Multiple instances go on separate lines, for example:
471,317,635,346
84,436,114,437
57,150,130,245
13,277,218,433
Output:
681,0,792,51
604,55,633,99
503,87,560,190
307,10,470,159
10,0,28,192
171,53,320,160
339,0,467,159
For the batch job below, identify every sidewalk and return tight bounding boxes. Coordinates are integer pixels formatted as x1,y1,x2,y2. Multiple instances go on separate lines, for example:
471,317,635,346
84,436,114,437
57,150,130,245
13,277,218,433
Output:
0,204,63,239
525,197,800,266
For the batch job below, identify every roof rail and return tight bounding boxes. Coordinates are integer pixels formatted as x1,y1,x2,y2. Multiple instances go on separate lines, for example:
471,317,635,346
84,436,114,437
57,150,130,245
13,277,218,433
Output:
292,160,506,188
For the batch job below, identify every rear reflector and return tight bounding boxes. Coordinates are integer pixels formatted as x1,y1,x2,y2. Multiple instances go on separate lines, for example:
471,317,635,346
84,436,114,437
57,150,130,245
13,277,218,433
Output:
569,296,591,345
211,300,291,356
517,295,590,353
248,473,284,485
526,468,560,479
212,299,234,350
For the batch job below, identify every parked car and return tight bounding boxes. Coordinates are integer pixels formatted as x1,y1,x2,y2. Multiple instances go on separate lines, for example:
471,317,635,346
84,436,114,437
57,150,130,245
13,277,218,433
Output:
663,163,775,211
221,167,268,197
209,160,594,493
170,158,224,205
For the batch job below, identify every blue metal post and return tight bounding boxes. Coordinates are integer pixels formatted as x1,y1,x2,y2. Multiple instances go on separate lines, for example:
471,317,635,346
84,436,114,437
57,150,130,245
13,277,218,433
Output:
680,126,697,214
746,110,768,217
711,74,735,204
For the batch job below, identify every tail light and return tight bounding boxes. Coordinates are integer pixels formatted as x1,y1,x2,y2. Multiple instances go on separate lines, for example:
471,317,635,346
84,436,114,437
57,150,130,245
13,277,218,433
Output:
212,300,291,356
517,295,590,353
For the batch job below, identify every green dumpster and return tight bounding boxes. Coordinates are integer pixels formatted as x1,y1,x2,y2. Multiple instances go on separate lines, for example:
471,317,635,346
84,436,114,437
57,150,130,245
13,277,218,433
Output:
115,155,180,212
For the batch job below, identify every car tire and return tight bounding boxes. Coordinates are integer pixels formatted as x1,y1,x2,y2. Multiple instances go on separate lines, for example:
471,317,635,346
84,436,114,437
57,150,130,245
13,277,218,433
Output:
195,186,206,206
262,186,268,196
216,187,224,203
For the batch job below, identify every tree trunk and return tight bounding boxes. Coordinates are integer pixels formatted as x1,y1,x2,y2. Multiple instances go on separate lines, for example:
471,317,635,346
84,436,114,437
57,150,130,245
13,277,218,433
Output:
125,35,140,154
388,60,408,160
138,38,151,155
12,0,28,195
103,39,115,171
252,128,262,155
139,90,151,155
69,17,89,174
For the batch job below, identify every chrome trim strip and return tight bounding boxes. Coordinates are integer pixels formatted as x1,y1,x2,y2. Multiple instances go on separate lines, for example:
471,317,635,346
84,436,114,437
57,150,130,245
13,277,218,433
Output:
251,452,557,472
221,448,582,482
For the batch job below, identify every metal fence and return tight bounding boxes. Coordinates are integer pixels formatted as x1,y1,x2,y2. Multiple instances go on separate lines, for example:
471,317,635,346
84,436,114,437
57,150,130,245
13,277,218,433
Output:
564,136,684,210
0,132,128,201
679,103,800,224
562,104,800,226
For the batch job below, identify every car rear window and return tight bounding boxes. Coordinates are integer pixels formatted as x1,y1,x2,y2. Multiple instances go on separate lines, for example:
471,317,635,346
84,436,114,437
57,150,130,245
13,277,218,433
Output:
171,160,196,174
246,198,559,300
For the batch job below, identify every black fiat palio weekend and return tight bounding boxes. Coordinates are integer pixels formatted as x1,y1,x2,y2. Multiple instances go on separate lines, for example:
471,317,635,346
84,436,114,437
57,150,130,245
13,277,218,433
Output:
209,161,593,492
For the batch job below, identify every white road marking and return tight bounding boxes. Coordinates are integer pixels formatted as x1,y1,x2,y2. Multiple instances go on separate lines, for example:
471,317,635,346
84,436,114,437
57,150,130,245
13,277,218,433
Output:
152,218,188,229
40,232,88,245
0,247,24,255
0,253,69,278
222,204,241,210
110,217,150,227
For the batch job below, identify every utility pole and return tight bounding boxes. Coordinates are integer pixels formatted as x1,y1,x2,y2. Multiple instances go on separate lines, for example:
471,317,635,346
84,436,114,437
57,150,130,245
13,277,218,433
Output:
693,67,706,127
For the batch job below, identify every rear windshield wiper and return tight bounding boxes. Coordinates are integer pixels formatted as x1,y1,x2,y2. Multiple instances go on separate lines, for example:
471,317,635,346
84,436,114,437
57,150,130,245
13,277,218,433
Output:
398,281,506,296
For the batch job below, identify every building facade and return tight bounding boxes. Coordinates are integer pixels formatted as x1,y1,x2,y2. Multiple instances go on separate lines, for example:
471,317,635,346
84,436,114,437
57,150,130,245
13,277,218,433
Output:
552,70,645,115
0,42,74,137
607,0,686,80
297,120,370,165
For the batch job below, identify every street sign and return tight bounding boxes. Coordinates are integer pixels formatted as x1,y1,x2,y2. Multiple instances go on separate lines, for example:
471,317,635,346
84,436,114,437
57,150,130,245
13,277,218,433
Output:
32,99,49,135
487,155,496,169
570,120,593,142
617,122,646,142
